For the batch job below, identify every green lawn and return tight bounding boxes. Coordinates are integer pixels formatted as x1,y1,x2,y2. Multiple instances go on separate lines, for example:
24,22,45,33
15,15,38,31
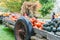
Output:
0,25,15,40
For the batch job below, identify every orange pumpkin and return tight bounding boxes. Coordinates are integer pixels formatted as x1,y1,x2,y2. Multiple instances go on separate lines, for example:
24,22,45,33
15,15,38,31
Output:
33,25,38,29
3,13,10,16
35,22,42,28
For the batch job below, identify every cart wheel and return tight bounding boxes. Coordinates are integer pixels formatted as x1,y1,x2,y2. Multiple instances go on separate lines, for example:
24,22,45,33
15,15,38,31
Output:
14,16,33,40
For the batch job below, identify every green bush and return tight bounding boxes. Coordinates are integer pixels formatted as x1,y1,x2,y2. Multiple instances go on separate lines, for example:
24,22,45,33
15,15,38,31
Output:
5,0,30,12
39,0,54,17
6,2,22,12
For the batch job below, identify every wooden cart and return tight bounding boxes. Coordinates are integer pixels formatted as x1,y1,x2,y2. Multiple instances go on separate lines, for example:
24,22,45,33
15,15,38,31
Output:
3,16,60,40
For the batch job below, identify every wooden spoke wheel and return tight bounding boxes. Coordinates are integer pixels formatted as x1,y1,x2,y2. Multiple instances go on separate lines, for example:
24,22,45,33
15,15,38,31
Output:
15,16,33,40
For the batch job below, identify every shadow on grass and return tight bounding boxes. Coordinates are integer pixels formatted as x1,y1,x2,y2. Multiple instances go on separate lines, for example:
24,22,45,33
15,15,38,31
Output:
2,27,15,36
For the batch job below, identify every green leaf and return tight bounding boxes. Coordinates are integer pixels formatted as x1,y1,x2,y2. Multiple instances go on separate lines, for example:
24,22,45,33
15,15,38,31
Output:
39,0,54,17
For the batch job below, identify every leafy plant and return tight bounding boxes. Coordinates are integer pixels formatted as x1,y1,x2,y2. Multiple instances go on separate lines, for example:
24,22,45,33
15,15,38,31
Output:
39,0,54,17
0,7,9,12
5,0,30,12
6,2,21,12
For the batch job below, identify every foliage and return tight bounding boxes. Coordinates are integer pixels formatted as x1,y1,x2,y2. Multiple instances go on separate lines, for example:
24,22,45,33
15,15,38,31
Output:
0,0,38,12
0,7,9,12
5,0,30,12
6,2,21,12
5,0,24,12
39,0,54,17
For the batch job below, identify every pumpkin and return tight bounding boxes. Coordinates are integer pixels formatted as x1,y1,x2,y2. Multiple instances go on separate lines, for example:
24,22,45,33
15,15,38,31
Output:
35,22,42,28
33,25,38,29
3,13,10,16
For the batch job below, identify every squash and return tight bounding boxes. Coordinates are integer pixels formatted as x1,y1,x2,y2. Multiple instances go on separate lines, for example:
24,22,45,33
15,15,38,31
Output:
3,13,10,16
43,27,52,32
34,22,42,28
57,27,60,32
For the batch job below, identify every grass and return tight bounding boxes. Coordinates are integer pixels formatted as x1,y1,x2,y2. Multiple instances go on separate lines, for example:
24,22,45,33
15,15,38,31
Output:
0,25,15,40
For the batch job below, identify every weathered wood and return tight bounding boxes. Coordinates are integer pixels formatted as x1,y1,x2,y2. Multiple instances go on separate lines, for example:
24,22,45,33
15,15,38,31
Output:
5,23,14,29
31,34,47,40
31,36,47,40
34,28,47,38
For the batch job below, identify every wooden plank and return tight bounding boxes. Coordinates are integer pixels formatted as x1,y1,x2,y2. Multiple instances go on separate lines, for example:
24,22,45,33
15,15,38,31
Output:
34,28,47,38
31,36,47,40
